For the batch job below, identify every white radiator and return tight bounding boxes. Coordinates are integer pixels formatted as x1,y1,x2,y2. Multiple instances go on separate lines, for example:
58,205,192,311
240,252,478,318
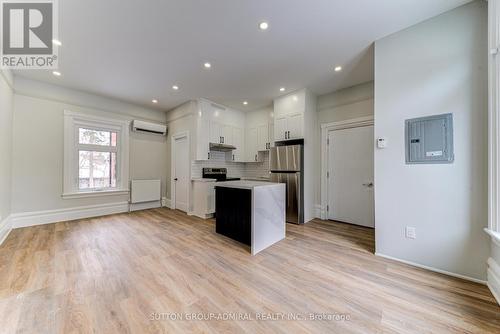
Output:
130,179,161,211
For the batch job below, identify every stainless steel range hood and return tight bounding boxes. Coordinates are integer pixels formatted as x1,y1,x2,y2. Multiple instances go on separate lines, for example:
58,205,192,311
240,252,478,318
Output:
209,142,236,152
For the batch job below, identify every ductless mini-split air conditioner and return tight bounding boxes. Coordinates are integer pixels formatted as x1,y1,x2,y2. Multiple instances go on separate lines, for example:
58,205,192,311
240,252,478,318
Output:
132,120,168,135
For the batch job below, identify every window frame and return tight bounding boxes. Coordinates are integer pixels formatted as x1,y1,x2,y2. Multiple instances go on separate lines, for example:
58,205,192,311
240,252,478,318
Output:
488,0,500,240
63,110,130,199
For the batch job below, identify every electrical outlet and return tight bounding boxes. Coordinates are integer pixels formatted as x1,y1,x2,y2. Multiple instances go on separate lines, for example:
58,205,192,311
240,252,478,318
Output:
405,227,416,239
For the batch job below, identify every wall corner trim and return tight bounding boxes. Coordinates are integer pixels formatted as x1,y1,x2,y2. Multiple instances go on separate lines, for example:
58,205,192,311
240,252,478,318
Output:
375,252,487,285
0,215,12,246
487,257,500,306
314,204,326,220
10,202,129,228
162,197,172,209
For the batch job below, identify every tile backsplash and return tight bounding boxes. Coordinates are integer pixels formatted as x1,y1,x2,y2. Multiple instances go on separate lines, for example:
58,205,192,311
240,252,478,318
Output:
192,151,270,179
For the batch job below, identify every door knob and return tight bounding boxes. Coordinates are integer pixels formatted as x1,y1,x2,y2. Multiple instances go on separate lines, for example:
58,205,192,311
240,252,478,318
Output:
174,178,178,181
363,182,373,188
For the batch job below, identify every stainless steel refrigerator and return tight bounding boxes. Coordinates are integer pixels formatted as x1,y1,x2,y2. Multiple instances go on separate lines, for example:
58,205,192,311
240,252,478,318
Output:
270,144,304,224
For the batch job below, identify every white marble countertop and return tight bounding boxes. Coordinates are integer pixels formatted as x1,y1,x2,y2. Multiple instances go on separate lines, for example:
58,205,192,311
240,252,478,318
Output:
215,180,282,189
241,176,271,181
191,178,217,182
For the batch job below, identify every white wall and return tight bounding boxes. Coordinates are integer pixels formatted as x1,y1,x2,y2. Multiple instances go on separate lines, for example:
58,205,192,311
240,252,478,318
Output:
317,81,374,125
374,0,488,281
0,70,14,239
11,77,168,214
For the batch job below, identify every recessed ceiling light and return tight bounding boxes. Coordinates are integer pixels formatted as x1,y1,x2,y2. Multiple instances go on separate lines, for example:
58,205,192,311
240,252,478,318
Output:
52,39,62,46
172,85,179,90
52,71,61,76
334,66,342,72
243,101,248,105
280,87,285,92
259,22,269,30
152,99,158,104
204,62,211,69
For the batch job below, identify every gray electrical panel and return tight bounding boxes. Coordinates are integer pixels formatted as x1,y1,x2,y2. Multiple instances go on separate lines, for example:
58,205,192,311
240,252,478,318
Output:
405,113,454,164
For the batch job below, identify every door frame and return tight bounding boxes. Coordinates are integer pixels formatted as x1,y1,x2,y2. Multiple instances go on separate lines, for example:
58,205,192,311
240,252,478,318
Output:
171,131,191,211
320,116,374,220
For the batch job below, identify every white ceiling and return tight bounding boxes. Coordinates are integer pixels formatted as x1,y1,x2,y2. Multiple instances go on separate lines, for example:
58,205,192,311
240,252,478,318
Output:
14,0,472,111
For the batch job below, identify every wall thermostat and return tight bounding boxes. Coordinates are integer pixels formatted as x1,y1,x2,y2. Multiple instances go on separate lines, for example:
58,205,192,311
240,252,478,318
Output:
377,137,388,148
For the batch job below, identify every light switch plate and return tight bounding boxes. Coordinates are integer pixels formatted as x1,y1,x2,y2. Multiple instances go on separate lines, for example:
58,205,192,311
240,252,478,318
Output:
405,226,416,239
377,137,388,148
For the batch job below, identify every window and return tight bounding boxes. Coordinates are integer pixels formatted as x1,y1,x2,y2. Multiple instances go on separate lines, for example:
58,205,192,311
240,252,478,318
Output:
63,111,129,198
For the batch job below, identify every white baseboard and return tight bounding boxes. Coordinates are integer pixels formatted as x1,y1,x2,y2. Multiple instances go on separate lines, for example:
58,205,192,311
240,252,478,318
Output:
375,252,487,285
129,201,161,212
314,204,326,220
11,202,129,228
487,257,500,305
162,197,172,209
187,211,214,219
0,215,12,245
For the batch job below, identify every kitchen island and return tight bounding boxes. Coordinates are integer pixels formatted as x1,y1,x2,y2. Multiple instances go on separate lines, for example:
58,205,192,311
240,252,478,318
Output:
215,181,286,255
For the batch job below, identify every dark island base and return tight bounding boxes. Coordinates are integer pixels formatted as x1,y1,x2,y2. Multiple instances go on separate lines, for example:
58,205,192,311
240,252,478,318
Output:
215,187,252,246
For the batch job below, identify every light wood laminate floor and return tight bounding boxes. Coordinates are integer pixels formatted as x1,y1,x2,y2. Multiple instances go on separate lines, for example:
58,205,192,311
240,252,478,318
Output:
0,208,499,333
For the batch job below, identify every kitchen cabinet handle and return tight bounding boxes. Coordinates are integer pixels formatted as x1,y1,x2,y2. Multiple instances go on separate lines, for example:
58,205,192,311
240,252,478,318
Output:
255,154,257,162
232,154,235,161
208,152,210,160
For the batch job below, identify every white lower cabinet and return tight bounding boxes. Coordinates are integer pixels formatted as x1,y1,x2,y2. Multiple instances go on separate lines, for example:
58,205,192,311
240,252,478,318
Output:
191,180,216,219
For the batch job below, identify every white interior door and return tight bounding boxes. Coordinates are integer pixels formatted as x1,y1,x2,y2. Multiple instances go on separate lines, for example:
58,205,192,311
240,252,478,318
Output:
328,125,374,227
173,135,189,212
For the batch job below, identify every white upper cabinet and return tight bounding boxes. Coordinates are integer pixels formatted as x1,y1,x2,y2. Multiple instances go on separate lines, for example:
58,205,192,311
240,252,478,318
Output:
273,90,306,141
287,113,304,139
268,121,275,148
195,99,245,160
274,117,287,141
209,120,222,144
246,127,258,162
232,127,244,162
257,124,269,151
221,125,233,145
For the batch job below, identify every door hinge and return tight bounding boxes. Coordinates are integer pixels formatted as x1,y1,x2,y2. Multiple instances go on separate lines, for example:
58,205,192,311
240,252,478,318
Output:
327,205,329,211
327,171,329,178
327,138,329,145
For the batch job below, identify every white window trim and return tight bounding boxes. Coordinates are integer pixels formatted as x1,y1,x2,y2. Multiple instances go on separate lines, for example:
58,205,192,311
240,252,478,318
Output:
63,110,130,199
488,0,500,241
